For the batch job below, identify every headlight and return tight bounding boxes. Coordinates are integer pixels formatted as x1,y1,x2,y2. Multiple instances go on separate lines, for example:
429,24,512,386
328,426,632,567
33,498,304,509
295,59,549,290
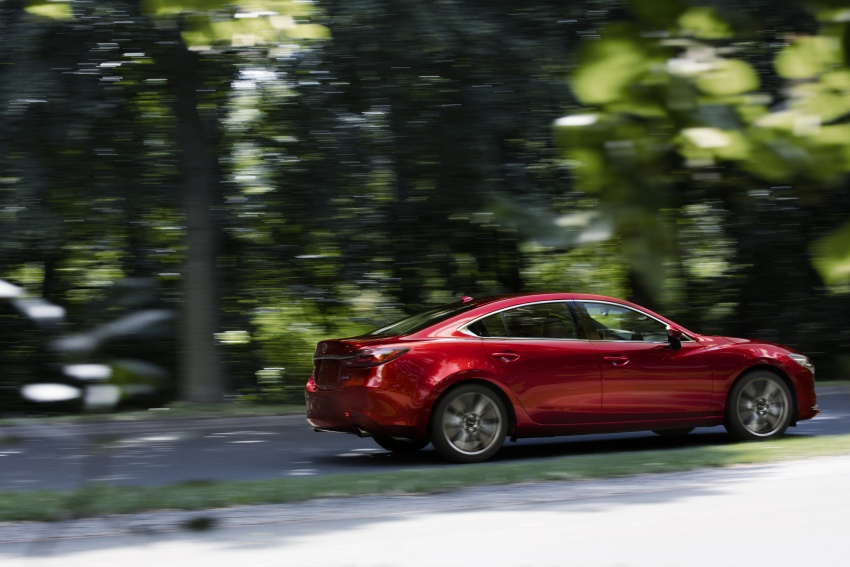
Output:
788,353,814,372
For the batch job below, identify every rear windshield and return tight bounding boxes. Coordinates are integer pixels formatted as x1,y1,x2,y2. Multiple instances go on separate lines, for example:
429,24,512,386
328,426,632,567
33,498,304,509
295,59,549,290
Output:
368,302,479,337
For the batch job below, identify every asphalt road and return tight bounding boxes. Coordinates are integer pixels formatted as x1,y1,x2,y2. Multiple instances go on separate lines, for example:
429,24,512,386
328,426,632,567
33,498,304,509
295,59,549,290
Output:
1,385,848,492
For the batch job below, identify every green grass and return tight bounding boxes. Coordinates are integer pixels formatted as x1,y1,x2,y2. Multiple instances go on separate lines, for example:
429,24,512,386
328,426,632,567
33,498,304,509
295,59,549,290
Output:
1,433,848,523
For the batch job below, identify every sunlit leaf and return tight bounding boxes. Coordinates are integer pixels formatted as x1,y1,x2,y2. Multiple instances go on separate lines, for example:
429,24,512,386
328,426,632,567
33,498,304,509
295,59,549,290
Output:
775,36,841,79
143,0,316,17
696,59,759,96
811,221,850,287
677,128,750,162
713,130,751,161
790,82,850,122
823,69,850,89
283,24,331,40
182,16,307,47
563,148,607,193
25,0,73,20
811,4,850,24
678,7,733,39
571,24,656,105
143,0,229,16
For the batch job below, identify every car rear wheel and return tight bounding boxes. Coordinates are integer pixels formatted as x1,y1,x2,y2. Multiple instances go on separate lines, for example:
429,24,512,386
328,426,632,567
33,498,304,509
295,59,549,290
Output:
725,371,792,441
430,384,507,463
373,436,430,453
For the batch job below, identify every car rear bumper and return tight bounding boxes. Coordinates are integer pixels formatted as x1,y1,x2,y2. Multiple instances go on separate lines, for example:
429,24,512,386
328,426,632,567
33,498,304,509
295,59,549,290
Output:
305,384,423,439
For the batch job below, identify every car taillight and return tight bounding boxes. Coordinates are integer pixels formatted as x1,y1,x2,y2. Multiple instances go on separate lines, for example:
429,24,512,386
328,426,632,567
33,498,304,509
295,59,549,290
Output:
344,347,409,368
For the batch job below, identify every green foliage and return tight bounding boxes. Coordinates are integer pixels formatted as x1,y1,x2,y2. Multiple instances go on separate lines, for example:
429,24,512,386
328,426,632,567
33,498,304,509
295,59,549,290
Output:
811,221,850,286
554,0,850,371
776,35,842,78
678,7,734,39
141,0,329,48
522,242,628,298
24,0,73,20
628,0,686,28
572,24,662,106
696,58,760,95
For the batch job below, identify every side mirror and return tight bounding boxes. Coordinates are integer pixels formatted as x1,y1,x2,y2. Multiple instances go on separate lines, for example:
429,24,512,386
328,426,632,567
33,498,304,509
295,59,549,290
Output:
667,327,683,351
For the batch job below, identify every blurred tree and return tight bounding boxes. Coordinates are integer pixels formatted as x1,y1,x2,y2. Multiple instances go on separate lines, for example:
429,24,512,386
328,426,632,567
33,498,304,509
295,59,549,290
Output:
275,0,583,306
2,0,329,403
140,0,330,402
556,0,850,372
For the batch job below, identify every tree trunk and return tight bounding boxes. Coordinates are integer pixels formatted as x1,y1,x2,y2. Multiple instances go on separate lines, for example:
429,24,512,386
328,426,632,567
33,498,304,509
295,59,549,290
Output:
171,41,224,404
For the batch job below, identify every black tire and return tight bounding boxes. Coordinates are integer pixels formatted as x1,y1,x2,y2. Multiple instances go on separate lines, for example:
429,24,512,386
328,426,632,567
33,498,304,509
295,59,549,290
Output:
373,436,430,453
725,370,793,441
430,384,508,464
652,427,695,437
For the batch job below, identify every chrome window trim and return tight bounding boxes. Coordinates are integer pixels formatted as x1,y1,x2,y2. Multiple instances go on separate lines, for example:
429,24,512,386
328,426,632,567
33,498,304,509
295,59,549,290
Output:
460,300,583,341
577,299,694,343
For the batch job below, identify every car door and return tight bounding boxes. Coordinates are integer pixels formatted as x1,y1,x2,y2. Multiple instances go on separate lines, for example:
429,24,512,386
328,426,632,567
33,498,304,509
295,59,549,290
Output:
576,300,713,422
467,301,602,425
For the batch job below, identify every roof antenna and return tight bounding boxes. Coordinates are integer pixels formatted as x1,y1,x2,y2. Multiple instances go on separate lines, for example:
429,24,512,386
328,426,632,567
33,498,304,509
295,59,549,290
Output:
461,295,473,303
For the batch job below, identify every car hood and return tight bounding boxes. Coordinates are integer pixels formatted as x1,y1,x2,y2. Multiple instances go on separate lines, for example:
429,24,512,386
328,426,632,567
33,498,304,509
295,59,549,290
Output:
697,334,796,353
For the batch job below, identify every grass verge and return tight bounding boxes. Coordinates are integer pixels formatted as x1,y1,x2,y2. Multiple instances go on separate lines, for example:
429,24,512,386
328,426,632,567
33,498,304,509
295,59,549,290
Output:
2,433,849,523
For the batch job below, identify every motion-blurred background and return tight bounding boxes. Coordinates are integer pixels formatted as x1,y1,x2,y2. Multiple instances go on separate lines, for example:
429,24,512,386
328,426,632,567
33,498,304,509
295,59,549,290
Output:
2,0,849,415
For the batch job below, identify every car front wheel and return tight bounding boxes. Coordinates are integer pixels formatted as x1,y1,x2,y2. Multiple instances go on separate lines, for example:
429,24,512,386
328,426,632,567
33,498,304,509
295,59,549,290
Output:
430,384,507,463
725,371,793,441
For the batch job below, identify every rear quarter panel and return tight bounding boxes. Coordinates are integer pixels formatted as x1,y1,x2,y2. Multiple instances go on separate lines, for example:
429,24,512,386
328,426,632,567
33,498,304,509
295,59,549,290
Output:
391,338,537,438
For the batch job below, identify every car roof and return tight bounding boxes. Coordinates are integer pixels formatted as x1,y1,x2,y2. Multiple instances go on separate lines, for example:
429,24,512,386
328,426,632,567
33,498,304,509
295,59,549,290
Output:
465,292,628,307
406,292,687,339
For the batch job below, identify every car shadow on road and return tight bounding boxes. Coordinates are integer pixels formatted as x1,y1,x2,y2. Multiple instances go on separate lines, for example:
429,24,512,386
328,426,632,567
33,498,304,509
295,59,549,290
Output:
311,428,818,469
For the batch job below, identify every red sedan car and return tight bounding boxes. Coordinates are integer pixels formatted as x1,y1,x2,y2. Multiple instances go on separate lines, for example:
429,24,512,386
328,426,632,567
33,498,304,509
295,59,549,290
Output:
305,293,818,463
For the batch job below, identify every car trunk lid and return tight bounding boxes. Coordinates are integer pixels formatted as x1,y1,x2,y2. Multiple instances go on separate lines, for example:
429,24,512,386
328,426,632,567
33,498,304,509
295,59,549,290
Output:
312,337,396,390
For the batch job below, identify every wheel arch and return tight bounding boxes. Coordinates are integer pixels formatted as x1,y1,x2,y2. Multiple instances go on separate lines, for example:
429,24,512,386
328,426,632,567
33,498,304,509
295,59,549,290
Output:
729,364,799,424
426,378,518,440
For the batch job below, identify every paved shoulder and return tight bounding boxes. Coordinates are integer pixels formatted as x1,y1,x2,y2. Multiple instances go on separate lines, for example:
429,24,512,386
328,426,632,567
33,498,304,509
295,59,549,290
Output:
2,455,849,567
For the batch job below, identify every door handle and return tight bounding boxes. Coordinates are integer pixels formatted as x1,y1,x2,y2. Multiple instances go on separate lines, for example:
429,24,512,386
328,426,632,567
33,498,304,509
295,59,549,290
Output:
491,352,520,363
603,356,629,366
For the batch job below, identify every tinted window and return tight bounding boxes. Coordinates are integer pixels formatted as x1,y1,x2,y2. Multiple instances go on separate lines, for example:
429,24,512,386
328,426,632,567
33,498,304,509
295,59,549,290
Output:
580,301,667,342
469,313,508,338
369,302,479,337
471,302,577,339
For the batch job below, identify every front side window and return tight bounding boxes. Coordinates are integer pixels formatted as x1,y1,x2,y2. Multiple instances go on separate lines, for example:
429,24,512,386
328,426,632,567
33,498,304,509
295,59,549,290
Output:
469,302,577,339
580,301,668,342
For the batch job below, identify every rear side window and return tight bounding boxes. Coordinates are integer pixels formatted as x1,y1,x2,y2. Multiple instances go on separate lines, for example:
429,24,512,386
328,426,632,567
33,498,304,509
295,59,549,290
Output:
469,302,577,339
369,302,479,337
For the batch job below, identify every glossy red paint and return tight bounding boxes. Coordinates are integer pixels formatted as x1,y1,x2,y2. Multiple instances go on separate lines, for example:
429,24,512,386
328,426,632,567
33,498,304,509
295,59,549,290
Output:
305,293,819,463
